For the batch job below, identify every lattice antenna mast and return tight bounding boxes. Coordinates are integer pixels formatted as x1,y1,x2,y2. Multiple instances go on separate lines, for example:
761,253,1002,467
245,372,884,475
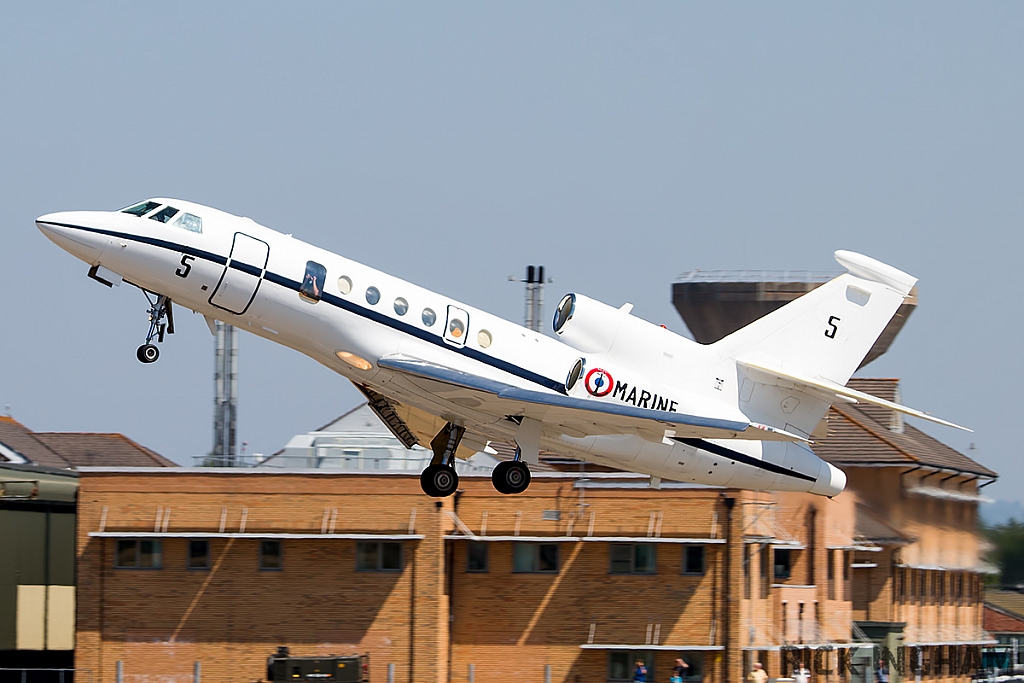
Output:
509,265,549,332
212,322,238,465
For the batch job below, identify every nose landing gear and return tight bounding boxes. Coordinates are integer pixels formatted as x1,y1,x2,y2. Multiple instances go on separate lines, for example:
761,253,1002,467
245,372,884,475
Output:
419,422,466,497
136,291,174,364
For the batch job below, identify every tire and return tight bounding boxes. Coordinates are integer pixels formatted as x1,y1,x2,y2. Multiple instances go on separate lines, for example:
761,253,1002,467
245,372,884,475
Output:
492,460,530,495
137,344,159,363
420,464,459,497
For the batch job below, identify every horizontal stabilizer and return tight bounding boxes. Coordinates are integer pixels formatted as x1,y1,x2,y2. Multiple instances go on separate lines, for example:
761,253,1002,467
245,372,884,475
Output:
737,360,970,432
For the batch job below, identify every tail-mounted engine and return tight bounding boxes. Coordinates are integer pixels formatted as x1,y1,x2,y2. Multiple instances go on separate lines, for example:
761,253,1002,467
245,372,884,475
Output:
552,293,672,359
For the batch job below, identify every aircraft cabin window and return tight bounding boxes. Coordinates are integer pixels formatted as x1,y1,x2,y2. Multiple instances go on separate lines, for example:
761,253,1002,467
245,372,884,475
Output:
366,287,380,305
149,206,180,223
300,261,327,303
120,200,162,217
337,276,353,295
477,329,492,348
394,298,408,316
422,308,436,327
173,212,203,233
444,306,470,347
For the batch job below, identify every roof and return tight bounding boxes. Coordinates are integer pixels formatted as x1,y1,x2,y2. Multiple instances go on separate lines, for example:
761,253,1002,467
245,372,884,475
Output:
985,591,1024,623
0,416,69,467
34,432,175,468
812,379,997,479
0,416,172,469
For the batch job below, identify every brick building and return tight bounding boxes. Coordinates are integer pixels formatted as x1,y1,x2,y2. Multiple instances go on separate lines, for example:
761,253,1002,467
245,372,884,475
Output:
74,380,996,683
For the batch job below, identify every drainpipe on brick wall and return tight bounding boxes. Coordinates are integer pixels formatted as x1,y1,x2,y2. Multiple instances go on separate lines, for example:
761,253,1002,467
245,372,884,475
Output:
449,491,464,683
722,495,736,683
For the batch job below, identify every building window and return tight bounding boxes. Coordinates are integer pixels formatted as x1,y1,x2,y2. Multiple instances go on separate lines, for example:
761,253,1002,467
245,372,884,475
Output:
607,651,656,682
774,549,792,580
188,540,210,570
513,543,558,573
609,544,657,574
744,545,751,598
467,542,488,573
260,540,282,570
675,653,704,681
115,539,162,569
684,545,705,576
827,549,836,600
356,541,403,571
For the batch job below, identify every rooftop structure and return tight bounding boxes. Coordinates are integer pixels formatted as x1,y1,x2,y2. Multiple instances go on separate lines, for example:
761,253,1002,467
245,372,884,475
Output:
0,415,174,469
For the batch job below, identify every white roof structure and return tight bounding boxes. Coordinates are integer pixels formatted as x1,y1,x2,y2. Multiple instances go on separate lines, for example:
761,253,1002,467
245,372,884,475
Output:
259,402,499,474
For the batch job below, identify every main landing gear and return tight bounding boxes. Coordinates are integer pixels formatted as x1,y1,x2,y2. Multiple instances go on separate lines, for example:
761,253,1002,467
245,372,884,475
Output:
420,423,466,498
491,451,531,495
136,291,174,364
418,417,540,497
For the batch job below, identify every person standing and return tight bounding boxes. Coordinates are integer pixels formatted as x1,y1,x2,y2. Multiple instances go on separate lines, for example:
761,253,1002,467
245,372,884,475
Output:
633,659,648,683
748,662,769,683
671,658,689,683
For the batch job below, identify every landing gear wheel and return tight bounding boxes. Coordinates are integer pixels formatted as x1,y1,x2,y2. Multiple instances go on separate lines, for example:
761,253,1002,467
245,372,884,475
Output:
420,464,459,498
491,460,531,495
136,344,160,364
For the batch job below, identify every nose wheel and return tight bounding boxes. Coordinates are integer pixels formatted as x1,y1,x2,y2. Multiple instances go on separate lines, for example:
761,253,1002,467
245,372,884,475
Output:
136,291,174,364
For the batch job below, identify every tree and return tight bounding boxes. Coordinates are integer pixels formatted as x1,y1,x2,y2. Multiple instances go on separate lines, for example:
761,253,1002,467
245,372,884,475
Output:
984,519,1024,587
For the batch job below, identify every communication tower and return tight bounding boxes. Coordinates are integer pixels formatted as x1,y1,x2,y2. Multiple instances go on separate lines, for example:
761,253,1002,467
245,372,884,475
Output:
211,322,238,465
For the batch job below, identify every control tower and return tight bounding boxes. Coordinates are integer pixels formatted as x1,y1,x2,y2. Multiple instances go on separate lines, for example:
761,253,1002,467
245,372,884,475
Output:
672,271,918,368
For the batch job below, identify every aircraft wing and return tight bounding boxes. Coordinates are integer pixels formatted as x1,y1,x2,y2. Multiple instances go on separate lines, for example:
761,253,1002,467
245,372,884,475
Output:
377,356,807,442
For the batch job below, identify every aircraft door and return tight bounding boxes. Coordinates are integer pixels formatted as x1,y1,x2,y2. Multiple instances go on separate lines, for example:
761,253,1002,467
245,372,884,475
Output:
209,232,270,315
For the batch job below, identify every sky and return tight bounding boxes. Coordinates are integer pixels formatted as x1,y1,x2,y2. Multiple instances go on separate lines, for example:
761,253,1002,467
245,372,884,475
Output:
1,3,1021,501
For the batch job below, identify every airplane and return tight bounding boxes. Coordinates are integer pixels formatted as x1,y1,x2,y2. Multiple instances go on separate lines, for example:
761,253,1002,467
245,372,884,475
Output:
36,199,967,498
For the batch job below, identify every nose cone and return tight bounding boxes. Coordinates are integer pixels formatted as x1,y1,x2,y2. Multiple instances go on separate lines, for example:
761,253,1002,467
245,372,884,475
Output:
810,461,847,497
37,212,109,263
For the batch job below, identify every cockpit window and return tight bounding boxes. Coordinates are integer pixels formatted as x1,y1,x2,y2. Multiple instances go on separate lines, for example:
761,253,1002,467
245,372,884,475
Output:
173,213,203,233
148,206,180,223
120,201,161,217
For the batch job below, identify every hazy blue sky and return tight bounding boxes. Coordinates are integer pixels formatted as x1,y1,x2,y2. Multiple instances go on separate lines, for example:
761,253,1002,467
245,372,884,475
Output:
2,4,1021,501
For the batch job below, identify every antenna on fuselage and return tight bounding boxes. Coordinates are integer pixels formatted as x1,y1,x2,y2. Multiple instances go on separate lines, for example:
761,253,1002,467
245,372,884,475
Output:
211,322,238,466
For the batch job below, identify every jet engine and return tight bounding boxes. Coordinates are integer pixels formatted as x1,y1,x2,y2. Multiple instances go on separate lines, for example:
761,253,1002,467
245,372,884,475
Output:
552,292,676,359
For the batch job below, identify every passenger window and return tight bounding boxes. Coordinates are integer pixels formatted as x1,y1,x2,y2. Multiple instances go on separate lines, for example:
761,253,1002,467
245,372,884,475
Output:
148,206,180,223
300,261,327,303
366,287,380,305
444,306,470,347
120,201,162,217
173,213,202,233
394,298,408,316
422,308,436,327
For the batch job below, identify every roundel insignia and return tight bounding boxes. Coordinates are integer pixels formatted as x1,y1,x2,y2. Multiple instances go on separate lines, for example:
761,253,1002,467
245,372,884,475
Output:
584,368,614,397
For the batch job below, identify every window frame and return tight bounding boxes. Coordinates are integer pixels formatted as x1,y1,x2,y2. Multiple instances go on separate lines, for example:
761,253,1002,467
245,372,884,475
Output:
299,261,327,303
607,650,656,682
774,548,792,580
512,542,559,574
466,541,489,573
259,540,282,571
187,539,210,570
356,541,404,572
609,543,657,575
114,539,163,569
683,545,706,576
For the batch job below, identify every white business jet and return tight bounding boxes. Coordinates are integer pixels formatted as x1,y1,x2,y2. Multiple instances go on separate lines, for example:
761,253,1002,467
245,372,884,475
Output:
37,199,967,498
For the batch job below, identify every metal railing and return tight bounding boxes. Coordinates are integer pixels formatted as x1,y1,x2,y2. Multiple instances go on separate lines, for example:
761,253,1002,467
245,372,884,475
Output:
0,669,89,683
675,270,838,283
